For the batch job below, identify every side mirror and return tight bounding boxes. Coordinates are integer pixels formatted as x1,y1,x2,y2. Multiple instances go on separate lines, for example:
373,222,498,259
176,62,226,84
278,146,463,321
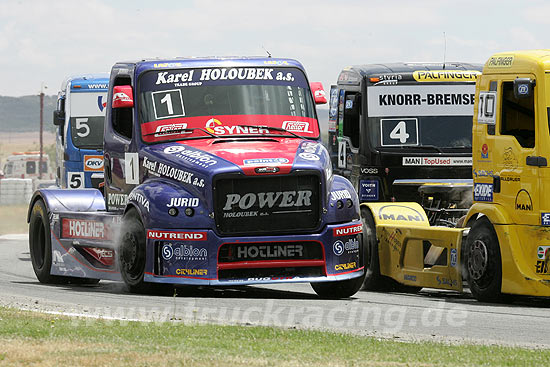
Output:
53,110,65,126
310,82,327,104
514,78,535,99
112,85,134,108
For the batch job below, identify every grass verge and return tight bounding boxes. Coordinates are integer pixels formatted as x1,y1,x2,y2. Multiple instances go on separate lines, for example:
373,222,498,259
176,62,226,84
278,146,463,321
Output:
0,205,28,235
0,307,549,366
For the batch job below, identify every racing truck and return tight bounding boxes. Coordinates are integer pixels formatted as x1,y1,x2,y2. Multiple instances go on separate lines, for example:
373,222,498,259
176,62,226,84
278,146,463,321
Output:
53,74,109,189
27,57,365,298
360,50,550,301
328,63,482,227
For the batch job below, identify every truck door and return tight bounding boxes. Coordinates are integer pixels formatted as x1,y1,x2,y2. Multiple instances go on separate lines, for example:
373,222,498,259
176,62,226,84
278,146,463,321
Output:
336,89,361,178
490,76,539,225
104,74,138,212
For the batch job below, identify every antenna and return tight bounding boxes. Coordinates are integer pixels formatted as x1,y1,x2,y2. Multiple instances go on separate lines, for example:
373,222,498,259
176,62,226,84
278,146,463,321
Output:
261,45,272,58
443,32,447,70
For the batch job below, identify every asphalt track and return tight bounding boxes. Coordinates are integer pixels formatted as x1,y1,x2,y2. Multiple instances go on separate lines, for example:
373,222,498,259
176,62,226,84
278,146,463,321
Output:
1,234,549,348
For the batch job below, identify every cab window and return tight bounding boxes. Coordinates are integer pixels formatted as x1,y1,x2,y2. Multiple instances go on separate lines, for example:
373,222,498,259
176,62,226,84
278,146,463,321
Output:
500,81,535,148
342,93,360,147
26,161,36,174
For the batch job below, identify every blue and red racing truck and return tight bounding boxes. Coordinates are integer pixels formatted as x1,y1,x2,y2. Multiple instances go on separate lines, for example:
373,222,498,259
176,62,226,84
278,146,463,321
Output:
28,57,365,298
53,74,109,189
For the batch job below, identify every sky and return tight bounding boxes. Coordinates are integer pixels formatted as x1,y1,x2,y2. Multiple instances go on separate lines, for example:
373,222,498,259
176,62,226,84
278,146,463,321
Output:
1,0,550,96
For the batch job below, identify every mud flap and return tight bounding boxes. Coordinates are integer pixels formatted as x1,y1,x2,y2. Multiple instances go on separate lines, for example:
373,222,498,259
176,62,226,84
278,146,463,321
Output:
377,224,464,291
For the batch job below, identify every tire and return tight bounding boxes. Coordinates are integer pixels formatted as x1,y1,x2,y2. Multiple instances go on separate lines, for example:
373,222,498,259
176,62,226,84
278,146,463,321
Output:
29,199,101,285
311,275,365,299
118,208,150,293
360,208,422,293
465,218,503,302
29,199,57,283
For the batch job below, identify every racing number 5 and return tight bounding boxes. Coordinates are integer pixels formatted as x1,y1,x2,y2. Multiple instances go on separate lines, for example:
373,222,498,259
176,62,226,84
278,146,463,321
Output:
75,118,90,137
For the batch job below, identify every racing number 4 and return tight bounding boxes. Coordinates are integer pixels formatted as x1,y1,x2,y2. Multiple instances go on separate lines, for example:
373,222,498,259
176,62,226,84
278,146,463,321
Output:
390,120,410,144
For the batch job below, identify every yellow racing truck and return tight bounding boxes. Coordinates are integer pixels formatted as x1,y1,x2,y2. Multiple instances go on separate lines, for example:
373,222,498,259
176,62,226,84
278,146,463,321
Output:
362,50,550,302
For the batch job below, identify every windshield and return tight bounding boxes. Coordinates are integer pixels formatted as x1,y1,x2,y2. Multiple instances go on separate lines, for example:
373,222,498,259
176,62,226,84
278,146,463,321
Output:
69,92,107,149
138,67,318,143
366,84,475,150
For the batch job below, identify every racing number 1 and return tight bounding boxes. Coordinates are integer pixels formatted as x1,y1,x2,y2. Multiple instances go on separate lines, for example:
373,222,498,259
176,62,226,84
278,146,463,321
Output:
125,153,139,185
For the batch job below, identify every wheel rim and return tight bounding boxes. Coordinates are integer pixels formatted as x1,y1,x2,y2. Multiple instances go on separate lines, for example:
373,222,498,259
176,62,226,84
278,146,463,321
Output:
120,231,143,282
468,239,488,281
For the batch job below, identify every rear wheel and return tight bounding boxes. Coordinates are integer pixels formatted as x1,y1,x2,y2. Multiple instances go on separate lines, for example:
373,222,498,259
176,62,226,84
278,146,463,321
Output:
466,218,503,302
119,208,150,293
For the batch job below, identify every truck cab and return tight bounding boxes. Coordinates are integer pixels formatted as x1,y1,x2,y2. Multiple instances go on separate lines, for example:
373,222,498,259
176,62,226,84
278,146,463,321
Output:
53,74,109,189
28,57,365,299
329,63,482,224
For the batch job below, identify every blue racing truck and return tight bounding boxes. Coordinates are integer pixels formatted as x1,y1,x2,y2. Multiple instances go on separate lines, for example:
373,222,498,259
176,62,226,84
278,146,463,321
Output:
28,57,365,298
53,74,109,189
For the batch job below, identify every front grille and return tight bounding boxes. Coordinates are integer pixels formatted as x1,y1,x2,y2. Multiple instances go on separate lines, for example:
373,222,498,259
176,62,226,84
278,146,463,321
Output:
219,241,323,263
214,173,321,235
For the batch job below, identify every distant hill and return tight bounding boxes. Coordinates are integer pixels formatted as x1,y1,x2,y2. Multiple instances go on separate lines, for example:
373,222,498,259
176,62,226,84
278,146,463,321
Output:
0,95,57,132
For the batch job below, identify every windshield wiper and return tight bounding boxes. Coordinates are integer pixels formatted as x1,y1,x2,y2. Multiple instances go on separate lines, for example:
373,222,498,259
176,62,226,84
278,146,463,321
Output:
399,145,445,153
236,125,302,139
144,127,219,139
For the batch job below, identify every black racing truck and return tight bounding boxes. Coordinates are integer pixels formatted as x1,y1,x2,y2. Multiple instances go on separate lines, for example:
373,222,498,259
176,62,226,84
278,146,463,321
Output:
328,62,482,225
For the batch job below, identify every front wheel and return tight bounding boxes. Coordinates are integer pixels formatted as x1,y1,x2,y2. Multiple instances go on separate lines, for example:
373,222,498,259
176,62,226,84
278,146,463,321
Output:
29,199,56,283
466,218,503,302
311,275,364,299
118,208,149,293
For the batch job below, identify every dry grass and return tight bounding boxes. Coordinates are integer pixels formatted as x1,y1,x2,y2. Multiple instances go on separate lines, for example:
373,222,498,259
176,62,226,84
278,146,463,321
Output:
0,131,55,164
0,205,28,235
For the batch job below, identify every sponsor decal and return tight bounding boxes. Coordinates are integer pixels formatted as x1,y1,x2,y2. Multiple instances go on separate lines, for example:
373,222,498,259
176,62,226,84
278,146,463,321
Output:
161,243,208,261
518,84,529,95
107,193,128,207
82,247,114,266
153,62,184,68
334,262,357,271
536,260,549,274
176,268,208,276
501,174,520,182
412,70,480,82
298,152,319,161
367,85,476,117
255,167,279,174
487,55,514,68
149,230,207,241
381,227,403,253
450,248,458,267
156,68,277,85
83,155,104,172
402,157,473,166
377,205,425,222
404,274,417,282
515,189,533,211
61,218,106,240
503,147,518,170
473,169,494,178
361,167,379,175
333,223,362,237
236,244,303,259
537,246,550,260
113,91,132,103
143,156,204,187
222,190,313,218
97,96,106,112
333,240,344,256
474,183,493,202
436,276,458,287
167,197,200,207
330,189,351,201
205,118,269,135
481,143,489,159
282,121,311,133
128,191,150,212
243,158,289,166
154,123,188,137
246,276,296,281
163,145,217,168
542,213,550,226
360,180,379,201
